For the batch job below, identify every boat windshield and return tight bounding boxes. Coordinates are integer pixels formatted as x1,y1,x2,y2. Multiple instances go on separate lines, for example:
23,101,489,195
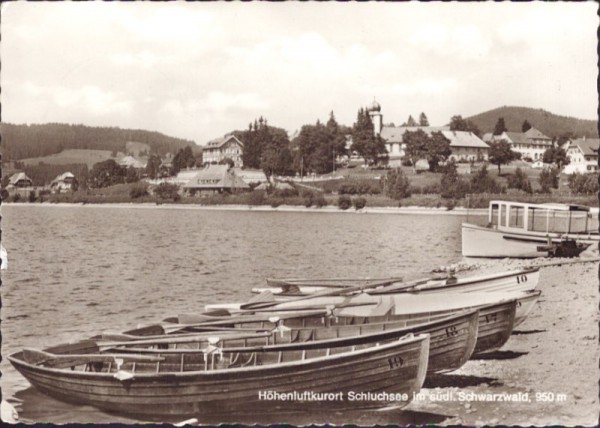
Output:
490,202,593,234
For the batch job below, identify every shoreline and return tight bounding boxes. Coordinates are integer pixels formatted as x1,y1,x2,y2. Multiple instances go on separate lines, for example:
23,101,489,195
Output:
2,202,489,216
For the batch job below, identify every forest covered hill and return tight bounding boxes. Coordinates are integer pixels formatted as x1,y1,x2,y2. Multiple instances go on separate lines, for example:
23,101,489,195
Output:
0,123,196,161
465,106,598,138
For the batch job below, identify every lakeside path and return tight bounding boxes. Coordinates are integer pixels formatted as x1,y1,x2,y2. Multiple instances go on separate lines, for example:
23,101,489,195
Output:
2,202,488,216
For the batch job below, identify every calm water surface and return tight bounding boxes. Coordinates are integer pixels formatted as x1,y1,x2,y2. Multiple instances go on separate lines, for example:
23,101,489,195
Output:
1,204,471,424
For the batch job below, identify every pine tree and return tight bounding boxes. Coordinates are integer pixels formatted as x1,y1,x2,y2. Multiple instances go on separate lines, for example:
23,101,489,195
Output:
493,117,507,136
419,112,429,127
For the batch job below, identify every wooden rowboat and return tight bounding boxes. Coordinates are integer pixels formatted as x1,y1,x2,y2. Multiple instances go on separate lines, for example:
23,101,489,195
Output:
8,333,430,417
260,267,540,297
102,310,479,375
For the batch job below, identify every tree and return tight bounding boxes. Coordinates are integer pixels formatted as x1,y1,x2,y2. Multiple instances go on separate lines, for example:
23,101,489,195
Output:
382,168,411,199
493,117,507,136
419,112,429,127
153,182,180,200
507,167,532,194
172,146,196,175
403,130,451,172
125,166,139,183
543,146,570,169
568,172,599,195
488,140,520,173
427,132,452,172
469,165,503,193
88,159,125,188
539,167,560,193
236,118,293,176
402,129,429,171
145,154,162,179
449,115,481,137
522,120,532,132
351,108,388,166
439,161,470,199
405,115,417,127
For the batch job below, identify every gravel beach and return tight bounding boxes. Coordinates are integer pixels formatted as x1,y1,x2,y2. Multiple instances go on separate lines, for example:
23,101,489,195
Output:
403,248,600,426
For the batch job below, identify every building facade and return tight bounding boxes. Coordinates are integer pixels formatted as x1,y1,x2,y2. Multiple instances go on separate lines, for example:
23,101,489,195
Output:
203,135,244,167
441,130,489,161
492,127,552,161
562,138,599,174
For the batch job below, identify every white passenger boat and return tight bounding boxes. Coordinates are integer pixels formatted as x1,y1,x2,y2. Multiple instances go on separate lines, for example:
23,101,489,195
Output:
462,200,598,258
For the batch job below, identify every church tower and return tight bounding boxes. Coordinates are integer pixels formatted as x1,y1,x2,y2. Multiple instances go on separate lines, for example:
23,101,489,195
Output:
367,98,382,136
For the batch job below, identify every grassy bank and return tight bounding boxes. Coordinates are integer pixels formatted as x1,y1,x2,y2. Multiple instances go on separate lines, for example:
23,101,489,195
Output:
18,180,598,211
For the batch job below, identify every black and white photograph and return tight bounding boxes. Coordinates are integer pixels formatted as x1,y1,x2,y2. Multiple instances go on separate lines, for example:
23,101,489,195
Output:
1,2,598,426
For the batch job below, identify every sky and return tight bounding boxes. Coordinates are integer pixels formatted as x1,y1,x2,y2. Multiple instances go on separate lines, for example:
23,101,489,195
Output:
2,2,598,146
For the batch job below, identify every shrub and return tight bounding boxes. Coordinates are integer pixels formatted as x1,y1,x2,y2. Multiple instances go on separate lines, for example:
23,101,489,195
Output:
352,196,367,210
268,196,283,208
154,182,180,200
129,183,149,199
538,167,560,193
383,168,411,199
439,162,470,199
28,190,37,203
337,195,352,210
470,165,504,194
339,180,381,195
271,187,299,198
568,173,599,195
313,193,327,208
12,193,21,202
248,190,266,205
506,167,532,194
446,199,456,211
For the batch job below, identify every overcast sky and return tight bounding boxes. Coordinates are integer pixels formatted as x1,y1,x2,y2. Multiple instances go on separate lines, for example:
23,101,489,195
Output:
2,2,597,146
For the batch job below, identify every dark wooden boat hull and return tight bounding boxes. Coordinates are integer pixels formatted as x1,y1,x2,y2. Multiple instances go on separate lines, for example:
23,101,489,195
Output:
114,310,480,376
9,335,429,418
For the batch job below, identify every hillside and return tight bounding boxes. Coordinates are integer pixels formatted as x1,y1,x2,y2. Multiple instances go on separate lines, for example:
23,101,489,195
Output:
0,123,196,161
20,149,122,168
466,106,598,138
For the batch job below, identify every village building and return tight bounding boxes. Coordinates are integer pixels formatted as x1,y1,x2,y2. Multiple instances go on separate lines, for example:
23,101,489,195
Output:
441,130,489,162
367,101,489,165
491,127,552,161
379,125,450,166
182,164,249,196
231,168,268,185
202,135,244,167
50,172,78,193
562,137,599,174
5,172,34,198
118,155,148,169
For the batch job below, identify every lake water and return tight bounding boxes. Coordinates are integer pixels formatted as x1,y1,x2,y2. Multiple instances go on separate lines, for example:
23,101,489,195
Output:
1,204,473,424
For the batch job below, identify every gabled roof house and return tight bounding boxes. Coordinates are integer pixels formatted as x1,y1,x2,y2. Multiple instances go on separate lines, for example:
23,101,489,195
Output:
183,164,250,195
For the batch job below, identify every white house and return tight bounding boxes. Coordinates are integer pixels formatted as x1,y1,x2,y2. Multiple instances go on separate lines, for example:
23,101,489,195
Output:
50,172,78,193
491,127,552,161
563,137,599,174
379,125,449,166
441,130,489,162
203,135,244,167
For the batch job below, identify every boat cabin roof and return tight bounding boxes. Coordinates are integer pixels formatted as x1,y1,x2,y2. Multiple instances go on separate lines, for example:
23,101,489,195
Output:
489,200,590,212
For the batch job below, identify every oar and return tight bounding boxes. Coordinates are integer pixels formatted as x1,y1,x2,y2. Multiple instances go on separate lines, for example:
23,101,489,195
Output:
92,326,274,342
367,276,444,295
97,331,272,349
22,348,164,369
266,276,404,288
240,277,405,310
161,309,331,332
